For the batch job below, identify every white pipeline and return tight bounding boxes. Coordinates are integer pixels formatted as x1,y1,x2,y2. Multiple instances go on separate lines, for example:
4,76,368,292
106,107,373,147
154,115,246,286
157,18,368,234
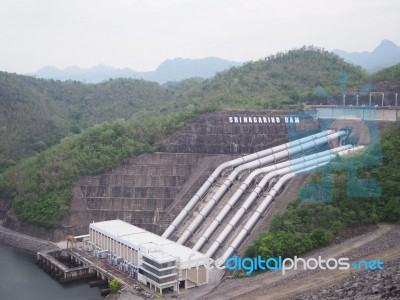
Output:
162,130,333,239
194,145,351,253
221,163,328,262
177,130,345,245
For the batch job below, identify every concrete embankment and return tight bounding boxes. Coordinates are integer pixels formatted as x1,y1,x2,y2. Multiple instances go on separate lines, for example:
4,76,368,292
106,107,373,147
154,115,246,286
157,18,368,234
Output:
0,225,59,253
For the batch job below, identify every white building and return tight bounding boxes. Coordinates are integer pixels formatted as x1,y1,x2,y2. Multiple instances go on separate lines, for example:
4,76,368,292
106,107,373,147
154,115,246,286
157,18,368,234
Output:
89,220,209,293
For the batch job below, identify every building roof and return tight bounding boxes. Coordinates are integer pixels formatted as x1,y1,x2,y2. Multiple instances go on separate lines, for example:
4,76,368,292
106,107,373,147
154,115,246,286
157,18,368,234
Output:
90,220,208,265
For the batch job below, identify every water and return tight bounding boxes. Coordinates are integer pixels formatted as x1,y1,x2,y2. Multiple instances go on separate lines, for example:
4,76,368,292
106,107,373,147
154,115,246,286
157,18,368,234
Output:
0,243,104,300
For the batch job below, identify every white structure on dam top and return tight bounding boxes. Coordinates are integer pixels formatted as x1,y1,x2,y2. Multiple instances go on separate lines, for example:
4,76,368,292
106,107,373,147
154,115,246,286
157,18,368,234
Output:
89,220,208,293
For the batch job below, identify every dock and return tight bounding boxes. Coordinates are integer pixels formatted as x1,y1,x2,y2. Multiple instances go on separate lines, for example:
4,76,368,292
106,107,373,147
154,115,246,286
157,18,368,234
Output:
36,249,114,284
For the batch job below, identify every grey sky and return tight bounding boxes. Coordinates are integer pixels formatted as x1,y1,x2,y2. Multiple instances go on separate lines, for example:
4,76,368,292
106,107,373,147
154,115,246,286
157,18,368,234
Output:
1,0,399,74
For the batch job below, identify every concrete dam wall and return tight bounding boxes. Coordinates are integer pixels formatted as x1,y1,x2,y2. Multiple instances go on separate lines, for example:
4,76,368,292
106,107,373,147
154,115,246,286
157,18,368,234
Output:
62,153,219,238
20,109,315,241
158,110,319,154
3,107,392,244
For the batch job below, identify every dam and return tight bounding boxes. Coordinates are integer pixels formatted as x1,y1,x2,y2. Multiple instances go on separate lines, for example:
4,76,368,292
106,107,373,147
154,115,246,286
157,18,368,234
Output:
62,109,320,240
0,106,398,295
52,106,389,294
1,105,386,297
1,107,395,243
63,108,394,241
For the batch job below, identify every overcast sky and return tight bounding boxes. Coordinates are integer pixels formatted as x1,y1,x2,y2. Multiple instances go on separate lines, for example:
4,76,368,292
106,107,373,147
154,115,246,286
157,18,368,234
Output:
1,0,399,74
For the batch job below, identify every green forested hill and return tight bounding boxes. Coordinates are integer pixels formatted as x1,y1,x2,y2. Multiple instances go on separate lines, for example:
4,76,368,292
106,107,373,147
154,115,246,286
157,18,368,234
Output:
0,47,398,228
371,63,400,81
0,47,369,168
0,73,168,170
0,73,67,169
172,46,368,110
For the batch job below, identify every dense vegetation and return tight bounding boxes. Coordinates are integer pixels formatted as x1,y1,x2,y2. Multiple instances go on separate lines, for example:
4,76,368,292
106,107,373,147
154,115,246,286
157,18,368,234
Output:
245,124,400,266
169,47,369,111
0,46,398,228
371,63,400,81
0,47,368,169
0,109,203,227
0,74,169,171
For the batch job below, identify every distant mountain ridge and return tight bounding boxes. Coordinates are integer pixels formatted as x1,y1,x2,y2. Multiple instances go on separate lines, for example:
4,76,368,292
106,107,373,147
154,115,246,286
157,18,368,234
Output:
33,57,242,84
333,40,400,72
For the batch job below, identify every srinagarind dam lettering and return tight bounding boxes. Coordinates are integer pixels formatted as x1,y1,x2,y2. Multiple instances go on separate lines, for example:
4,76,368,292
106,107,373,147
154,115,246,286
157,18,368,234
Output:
228,116,300,124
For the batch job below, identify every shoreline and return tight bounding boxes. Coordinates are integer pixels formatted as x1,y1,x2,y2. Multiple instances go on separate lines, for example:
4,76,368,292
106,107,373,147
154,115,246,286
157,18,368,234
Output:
0,225,60,254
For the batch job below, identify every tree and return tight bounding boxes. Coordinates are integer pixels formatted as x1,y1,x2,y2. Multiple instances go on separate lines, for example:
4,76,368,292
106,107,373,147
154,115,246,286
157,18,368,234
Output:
109,279,122,293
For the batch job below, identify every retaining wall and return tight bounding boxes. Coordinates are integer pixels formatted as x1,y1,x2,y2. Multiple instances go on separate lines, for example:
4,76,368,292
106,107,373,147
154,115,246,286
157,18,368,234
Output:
0,225,59,253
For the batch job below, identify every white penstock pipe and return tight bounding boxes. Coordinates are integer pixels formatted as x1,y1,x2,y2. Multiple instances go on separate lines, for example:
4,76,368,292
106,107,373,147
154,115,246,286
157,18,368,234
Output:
193,144,351,252
337,145,365,156
205,153,340,257
221,163,328,262
177,130,345,245
207,145,355,257
162,130,333,239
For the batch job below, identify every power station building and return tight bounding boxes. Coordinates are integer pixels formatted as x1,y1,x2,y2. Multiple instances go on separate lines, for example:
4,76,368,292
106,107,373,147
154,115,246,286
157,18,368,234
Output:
88,220,209,293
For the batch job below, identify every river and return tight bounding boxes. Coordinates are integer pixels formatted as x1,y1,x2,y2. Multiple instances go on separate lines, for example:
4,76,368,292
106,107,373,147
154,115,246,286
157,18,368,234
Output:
0,243,104,300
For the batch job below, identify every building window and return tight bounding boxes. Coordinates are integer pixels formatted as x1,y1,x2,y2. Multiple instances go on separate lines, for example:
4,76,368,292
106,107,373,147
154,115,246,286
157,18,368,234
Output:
142,256,176,269
142,264,177,277
139,269,177,284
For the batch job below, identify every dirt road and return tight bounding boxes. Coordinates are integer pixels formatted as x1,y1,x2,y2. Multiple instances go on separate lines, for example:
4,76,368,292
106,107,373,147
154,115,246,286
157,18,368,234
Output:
201,224,400,300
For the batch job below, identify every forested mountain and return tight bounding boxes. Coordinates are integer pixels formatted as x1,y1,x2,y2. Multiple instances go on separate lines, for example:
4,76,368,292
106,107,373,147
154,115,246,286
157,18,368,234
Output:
33,57,242,84
0,46,399,228
371,63,400,81
143,57,242,83
4,46,368,169
34,65,138,84
0,74,169,170
333,40,400,73
172,46,368,110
